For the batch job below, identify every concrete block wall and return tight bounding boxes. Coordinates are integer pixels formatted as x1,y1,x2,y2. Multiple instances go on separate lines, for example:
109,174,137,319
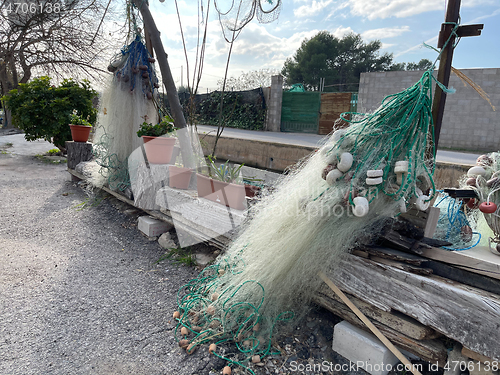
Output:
358,68,500,153
264,75,284,132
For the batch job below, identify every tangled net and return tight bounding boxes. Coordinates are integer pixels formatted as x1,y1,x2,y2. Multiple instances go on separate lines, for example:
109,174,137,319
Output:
173,70,441,373
459,152,500,254
215,0,281,41
433,192,481,251
91,36,159,191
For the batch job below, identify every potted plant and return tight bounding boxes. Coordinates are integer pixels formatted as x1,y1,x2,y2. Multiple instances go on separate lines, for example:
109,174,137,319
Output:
69,113,92,143
197,156,246,210
168,156,192,190
137,117,177,164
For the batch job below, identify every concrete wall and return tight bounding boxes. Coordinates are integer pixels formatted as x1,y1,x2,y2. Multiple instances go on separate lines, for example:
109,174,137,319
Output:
264,75,283,132
199,133,315,172
358,68,500,152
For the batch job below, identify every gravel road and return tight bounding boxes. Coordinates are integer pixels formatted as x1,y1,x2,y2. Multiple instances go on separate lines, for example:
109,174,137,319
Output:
0,150,226,375
0,134,381,375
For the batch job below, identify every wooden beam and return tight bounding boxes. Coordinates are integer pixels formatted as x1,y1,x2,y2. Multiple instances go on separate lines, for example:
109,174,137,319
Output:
328,253,500,360
314,293,447,366
317,286,441,340
432,0,461,149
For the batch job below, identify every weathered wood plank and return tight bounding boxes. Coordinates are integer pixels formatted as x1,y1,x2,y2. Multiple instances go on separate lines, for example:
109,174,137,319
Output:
362,246,426,266
314,294,447,366
381,230,500,279
461,346,495,363
362,246,500,295
67,168,231,251
316,286,440,340
370,256,433,276
329,254,500,360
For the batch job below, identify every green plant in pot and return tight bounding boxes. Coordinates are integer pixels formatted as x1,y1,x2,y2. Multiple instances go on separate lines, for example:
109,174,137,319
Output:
69,113,93,143
137,116,177,164
196,156,246,210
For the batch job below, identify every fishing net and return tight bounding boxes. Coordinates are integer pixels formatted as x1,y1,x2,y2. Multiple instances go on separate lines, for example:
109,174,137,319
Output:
215,0,281,42
90,36,160,191
459,152,500,254
433,192,481,251
173,70,440,373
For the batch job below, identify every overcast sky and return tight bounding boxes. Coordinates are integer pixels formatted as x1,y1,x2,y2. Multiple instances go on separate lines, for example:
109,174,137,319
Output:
147,0,500,92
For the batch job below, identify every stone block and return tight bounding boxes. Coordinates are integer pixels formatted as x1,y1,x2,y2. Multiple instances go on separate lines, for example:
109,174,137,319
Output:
138,216,172,237
332,321,399,375
444,345,469,375
158,232,176,249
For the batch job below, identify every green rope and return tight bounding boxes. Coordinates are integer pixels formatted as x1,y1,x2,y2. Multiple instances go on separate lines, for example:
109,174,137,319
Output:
173,258,294,373
92,125,131,191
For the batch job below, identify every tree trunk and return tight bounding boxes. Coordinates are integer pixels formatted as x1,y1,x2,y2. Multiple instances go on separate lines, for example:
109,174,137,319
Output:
132,0,195,169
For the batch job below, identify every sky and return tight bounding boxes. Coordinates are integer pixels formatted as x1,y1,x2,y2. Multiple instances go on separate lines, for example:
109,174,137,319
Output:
146,0,500,92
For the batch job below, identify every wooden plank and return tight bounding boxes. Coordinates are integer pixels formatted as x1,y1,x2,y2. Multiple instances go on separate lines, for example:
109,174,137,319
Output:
67,168,231,251
316,286,440,340
414,244,500,279
380,230,500,279
370,256,433,276
361,246,500,295
462,346,494,363
313,294,447,366
361,246,426,266
328,253,500,360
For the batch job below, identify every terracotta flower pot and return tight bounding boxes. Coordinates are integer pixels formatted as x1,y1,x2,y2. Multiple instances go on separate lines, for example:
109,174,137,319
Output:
69,124,91,143
196,174,246,210
196,173,214,198
244,184,261,198
168,166,192,189
142,136,176,164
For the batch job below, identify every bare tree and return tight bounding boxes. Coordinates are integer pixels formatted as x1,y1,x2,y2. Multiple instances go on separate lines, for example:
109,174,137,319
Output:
0,0,122,126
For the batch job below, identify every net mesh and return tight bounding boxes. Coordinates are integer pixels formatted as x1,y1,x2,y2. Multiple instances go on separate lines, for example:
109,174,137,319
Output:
214,0,281,42
459,152,500,248
90,36,160,191
174,70,439,373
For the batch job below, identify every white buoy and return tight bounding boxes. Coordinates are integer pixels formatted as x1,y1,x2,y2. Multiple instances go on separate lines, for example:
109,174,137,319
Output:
337,153,353,172
352,196,369,217
326,169,343,186
416,195,430,211
467,165,486,177
366,177,383,185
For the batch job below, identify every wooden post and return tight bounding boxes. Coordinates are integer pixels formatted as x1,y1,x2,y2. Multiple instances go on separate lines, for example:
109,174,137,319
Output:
431,0,460,149
431,0,483,149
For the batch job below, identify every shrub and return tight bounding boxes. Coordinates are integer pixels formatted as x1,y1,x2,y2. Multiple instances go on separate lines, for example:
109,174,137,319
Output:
198,91,266,130
136,116,176,137
2,76,97,151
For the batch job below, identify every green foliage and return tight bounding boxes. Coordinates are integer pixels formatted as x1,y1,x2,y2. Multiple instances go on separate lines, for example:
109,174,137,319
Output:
197,91,265,130
387,59,433,71
282,32,394,92
406,59,433,71
69,113,91,126
2,76,97,151
156,246,196,267
207,155,243,183
136,116,176,137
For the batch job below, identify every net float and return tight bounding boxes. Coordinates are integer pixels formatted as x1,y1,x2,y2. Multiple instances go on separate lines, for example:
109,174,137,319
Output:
468,166,486,177
479,201,497,214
